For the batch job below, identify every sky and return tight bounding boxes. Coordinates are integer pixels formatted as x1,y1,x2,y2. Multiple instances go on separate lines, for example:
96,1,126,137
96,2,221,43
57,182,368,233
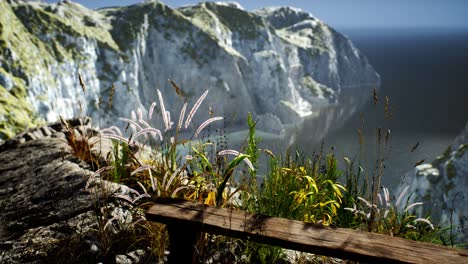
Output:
43,0,468,30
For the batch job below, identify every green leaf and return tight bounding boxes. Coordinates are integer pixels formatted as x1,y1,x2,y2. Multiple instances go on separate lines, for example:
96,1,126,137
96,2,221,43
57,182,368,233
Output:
216,154,251,206
225,154,251,174
191,146,212,172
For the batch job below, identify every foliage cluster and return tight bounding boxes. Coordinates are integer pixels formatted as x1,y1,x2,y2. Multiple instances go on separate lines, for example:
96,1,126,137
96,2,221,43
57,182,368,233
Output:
63,80,456,263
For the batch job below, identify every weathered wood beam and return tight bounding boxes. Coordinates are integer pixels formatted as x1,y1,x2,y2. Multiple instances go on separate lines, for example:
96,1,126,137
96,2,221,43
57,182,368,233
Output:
146,198,468,264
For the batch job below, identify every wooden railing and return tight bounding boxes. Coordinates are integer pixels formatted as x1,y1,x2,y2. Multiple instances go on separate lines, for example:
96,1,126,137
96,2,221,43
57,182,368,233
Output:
146,198,467,264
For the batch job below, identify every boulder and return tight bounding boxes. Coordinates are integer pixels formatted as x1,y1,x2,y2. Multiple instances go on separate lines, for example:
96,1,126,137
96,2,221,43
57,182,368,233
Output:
0,118,156,263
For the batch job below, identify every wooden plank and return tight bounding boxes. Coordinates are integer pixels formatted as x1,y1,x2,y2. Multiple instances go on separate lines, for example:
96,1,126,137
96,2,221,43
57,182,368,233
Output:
146,198,468,264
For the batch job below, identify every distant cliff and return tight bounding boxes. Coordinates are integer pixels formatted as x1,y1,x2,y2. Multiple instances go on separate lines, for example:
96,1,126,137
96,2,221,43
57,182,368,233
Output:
0,0,379,140
401,123,468,243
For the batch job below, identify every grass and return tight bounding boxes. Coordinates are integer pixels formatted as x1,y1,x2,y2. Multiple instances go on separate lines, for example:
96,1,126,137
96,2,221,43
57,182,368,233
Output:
58,79,462,263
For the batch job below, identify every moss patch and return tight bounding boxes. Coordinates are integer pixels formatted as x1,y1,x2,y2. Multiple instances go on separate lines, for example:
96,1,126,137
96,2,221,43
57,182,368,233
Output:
0,1,52,76
301,76,334,98
2,1,118,70
0,69,42,140
103,2,189,51
276,21,329,54
445,161,457,180
432,144,452,167
204,3,263,40
455,144,467,159
179,4,229,41
180,32,217,65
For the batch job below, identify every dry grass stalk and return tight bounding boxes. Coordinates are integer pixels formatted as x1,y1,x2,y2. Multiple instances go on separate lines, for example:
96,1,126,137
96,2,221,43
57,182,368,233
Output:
195,117,223,138
384,96,390,119
78,72,86,94
168,79,185,100
373,87,378,105
185,90,209,129
357,128,364,146
108,83,115,110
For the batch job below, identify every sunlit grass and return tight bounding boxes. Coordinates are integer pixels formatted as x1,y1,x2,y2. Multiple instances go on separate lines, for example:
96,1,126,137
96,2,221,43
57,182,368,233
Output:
60,79,458,262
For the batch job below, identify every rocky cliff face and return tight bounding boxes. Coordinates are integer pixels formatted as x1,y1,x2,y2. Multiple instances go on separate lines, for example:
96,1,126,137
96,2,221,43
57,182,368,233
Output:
400,123,468,243
0,0,379,141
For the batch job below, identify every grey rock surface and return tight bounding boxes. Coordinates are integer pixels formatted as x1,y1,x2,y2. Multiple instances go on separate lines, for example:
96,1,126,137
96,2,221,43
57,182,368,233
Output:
0,119,154,263
400,123,468,243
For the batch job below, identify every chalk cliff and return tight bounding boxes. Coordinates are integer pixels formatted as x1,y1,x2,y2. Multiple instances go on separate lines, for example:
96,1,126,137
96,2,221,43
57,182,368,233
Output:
0,0,379,141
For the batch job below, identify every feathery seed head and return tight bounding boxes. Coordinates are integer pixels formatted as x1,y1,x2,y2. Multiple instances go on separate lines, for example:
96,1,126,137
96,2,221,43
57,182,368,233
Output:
149,102,157,120
195,117,223,138
157,89,170,131
185,90,209,129
178,103,187,130
396,185,410,207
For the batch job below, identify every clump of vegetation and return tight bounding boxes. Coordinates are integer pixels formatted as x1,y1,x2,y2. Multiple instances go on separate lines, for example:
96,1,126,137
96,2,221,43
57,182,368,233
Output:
62,78,456,263
242,149,345,226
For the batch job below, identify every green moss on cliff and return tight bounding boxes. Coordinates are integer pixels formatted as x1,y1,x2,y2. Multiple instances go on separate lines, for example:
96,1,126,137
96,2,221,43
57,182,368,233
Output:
180,32,218,65
433,145,452,167
205,3,264,40
446,161,457,180
277,21,329,55
455,144,467,159
0,69,41,140
301,76,334,98
179,4,230,41
0,1,52,75
12,2,118,56
103,2,188,51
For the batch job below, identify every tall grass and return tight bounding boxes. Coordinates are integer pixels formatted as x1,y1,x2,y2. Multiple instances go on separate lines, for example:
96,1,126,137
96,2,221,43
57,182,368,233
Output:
334,88,447,244
61,78,456,262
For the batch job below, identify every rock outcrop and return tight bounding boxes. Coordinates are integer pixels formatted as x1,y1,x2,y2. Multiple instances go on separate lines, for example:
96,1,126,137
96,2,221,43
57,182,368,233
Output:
0,0,379,142
400,123,468,243
0,119,155,263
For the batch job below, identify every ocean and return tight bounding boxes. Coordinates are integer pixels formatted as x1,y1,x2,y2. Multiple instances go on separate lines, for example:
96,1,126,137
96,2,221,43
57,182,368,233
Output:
296,28,468,189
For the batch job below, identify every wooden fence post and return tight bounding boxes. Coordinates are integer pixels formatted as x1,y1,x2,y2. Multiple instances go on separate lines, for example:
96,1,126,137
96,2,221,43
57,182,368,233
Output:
166,222,200,264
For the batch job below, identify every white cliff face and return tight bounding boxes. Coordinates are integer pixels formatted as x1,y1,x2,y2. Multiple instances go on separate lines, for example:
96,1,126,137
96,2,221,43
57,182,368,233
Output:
0,0,379,141
400,123,468,242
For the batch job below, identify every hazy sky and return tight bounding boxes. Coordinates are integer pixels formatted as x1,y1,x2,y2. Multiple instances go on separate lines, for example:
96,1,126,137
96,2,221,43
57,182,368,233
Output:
44,0,468,29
